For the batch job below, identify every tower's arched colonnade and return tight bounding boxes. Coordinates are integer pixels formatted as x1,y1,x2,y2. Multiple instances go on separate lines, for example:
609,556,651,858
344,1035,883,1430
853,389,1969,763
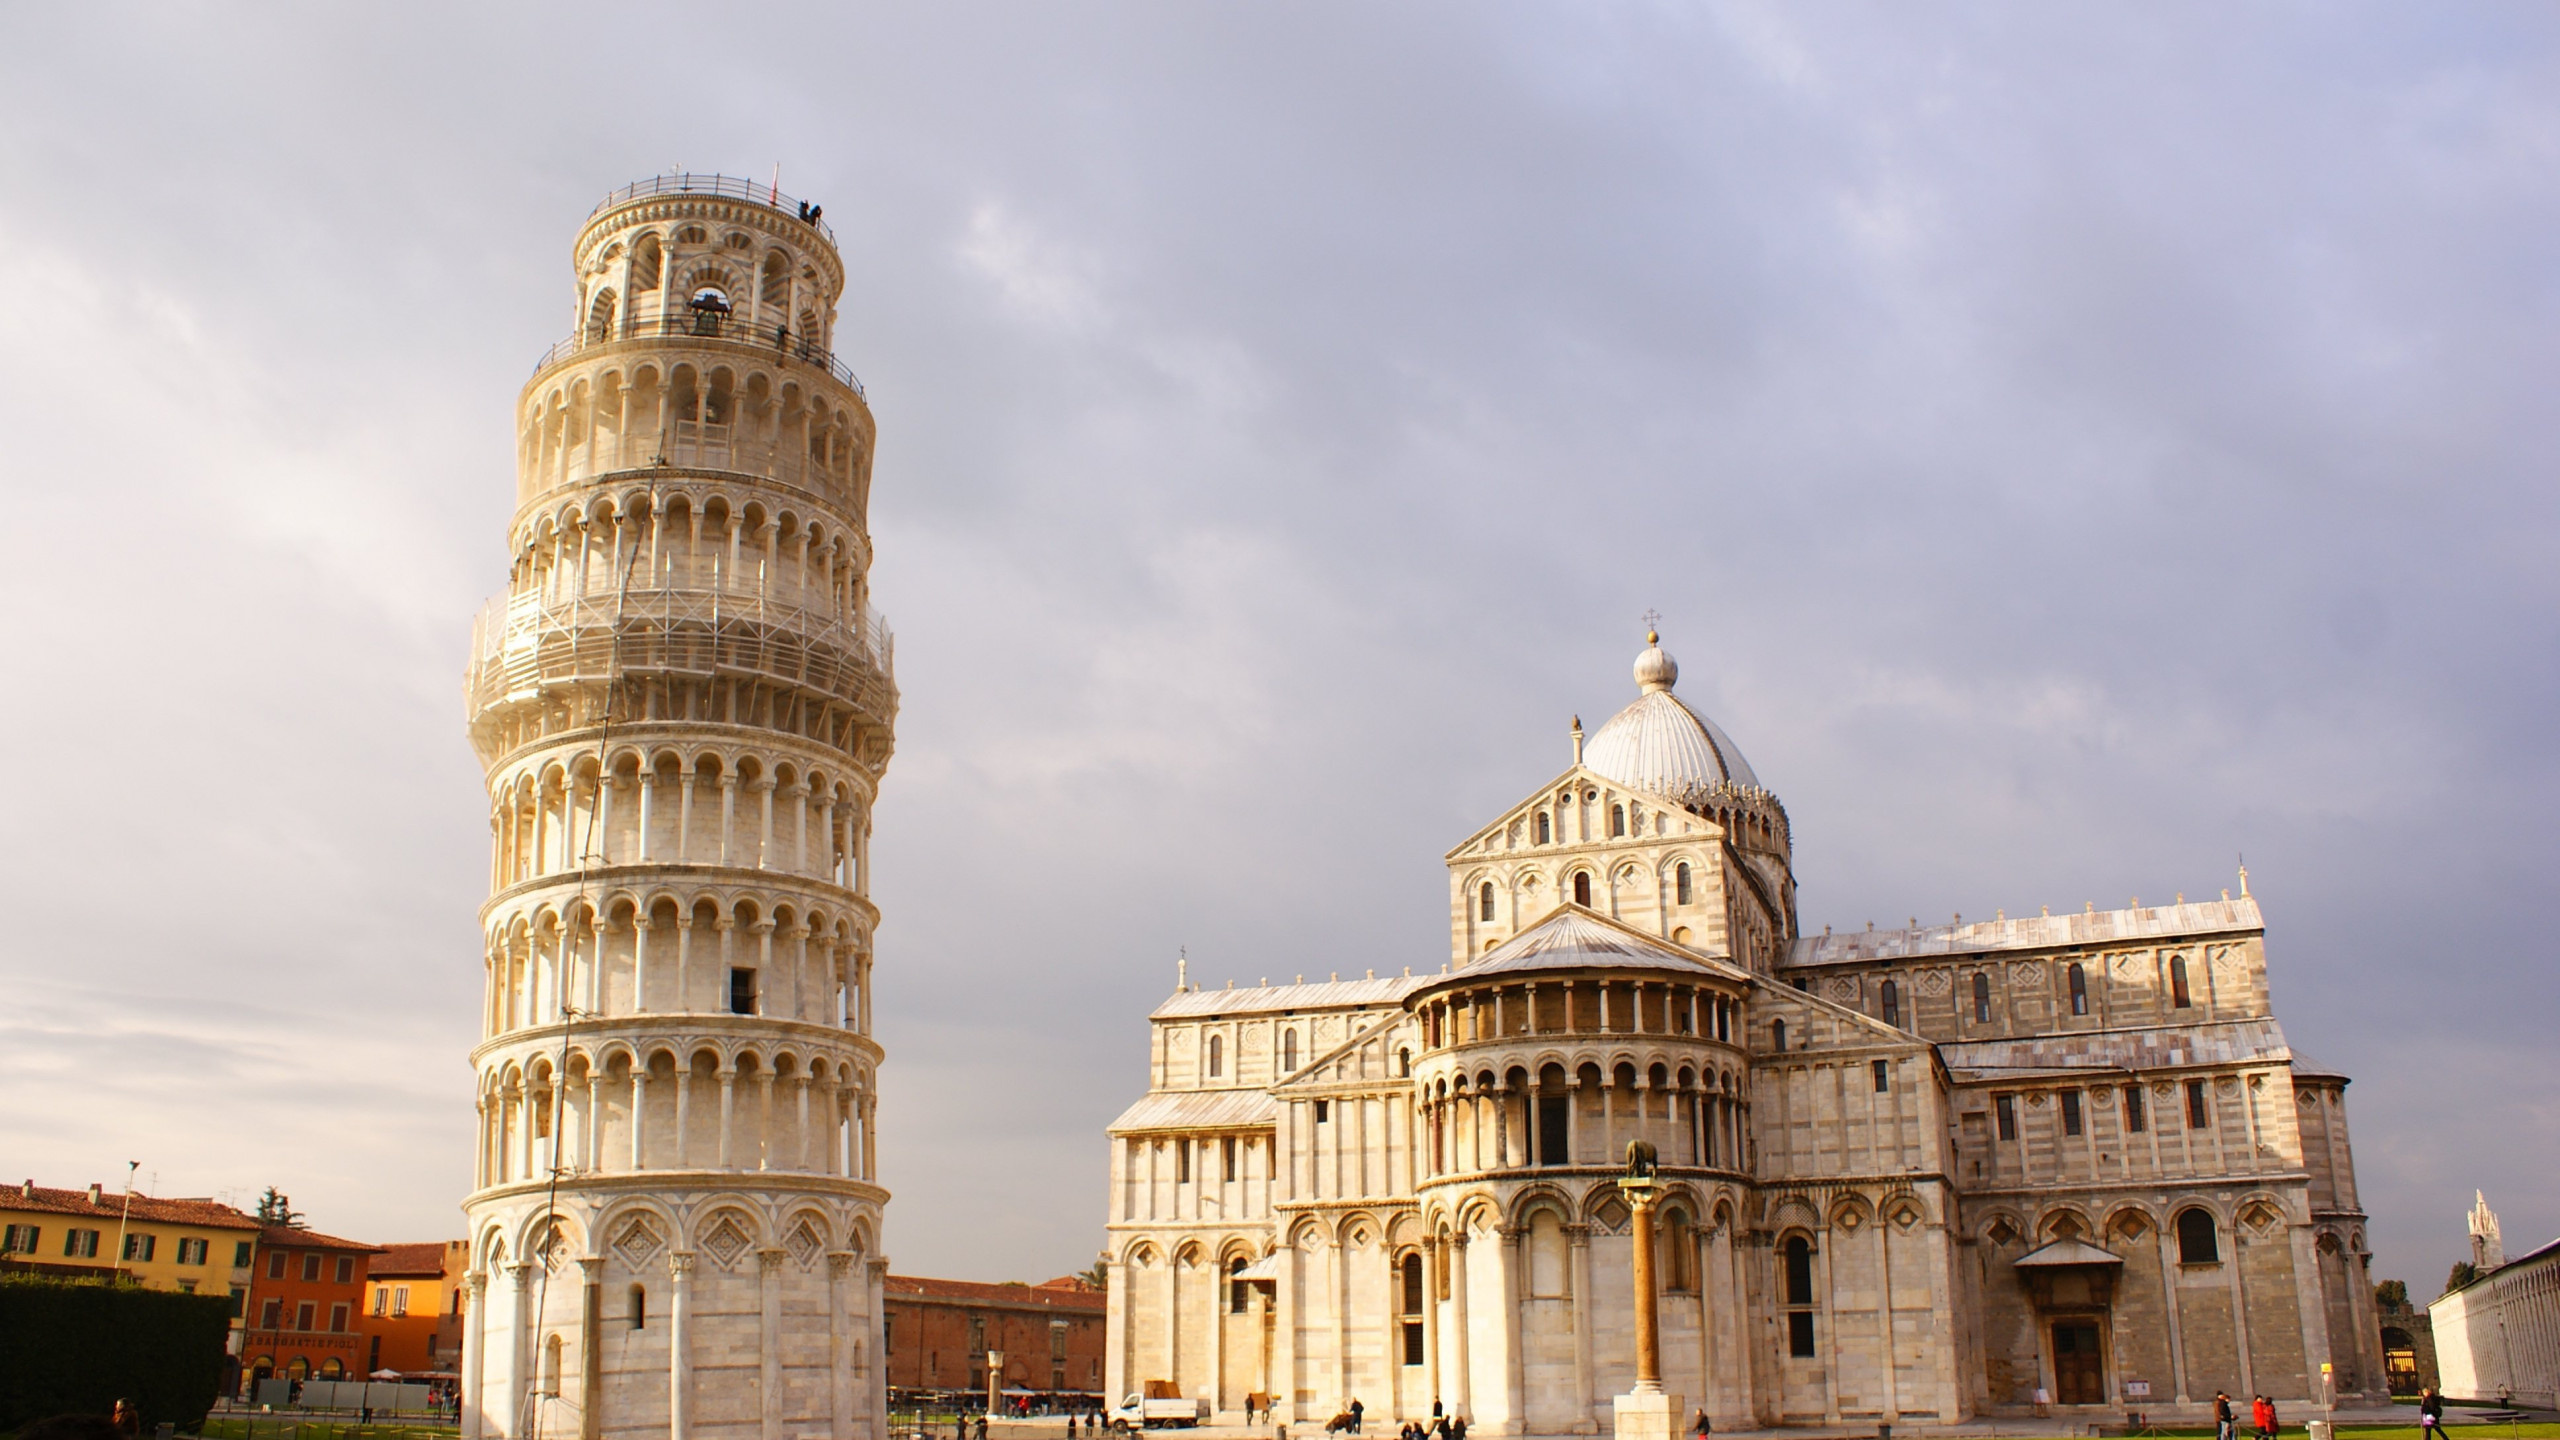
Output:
463,175,897,1440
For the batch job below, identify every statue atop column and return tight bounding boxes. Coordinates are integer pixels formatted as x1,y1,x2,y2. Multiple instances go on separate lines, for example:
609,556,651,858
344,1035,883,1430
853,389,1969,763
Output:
1614,1142,1683,1440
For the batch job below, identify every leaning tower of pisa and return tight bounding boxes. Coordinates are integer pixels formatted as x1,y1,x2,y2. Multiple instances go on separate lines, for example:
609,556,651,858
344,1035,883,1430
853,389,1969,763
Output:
460,176,894,1440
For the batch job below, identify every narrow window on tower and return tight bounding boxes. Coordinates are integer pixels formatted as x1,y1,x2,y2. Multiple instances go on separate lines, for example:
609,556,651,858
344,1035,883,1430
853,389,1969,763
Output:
1536,813,1551,845
1872,1059,1890,1094
1314,1100,1329,1124
1221,1136,1237,1182
1771,1020,1787,1052
729,967,758,1015
629,1284,647,1329
2186,1078,2210,1129
1995,1093,2018,1141
1176,1138,1191,1183
1229,1258,1251,1313
1281,1029,1299,1073
1479,883,1495,922
1880,979,1900,1028
1611,804,1626,838
2068,962,2089,1016
1400,1253,1426,1364
2124,1083,2147,1132
1676,862,1693,905
1573,872,1592,907
1973,972,1993,1024
1206,1034,1222,1079
2170,956,2193,1008
2061,1090,2083,1136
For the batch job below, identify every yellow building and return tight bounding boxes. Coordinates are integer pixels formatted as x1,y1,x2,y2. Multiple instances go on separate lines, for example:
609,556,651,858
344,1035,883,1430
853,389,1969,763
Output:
0,1179,264,1328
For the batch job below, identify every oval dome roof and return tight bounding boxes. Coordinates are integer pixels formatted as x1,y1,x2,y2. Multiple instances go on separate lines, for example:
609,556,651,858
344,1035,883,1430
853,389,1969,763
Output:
1582,632,1760,799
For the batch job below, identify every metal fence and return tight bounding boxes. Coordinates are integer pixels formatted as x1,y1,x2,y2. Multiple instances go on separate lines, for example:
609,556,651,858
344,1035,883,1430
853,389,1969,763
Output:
590,172,836,245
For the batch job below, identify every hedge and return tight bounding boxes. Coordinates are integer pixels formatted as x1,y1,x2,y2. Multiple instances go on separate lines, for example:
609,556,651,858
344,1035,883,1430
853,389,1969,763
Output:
0,1274,233,1433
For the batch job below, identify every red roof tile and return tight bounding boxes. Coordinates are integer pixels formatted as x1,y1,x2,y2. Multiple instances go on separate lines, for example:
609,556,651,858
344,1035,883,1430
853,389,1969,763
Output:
368,1242,459,1277
259,1224,380,1253
886,1274,1107,1312
2,1184,260,1231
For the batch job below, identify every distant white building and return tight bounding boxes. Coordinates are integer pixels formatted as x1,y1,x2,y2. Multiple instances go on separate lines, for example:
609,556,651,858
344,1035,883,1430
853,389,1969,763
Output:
2433,1195,2559,1409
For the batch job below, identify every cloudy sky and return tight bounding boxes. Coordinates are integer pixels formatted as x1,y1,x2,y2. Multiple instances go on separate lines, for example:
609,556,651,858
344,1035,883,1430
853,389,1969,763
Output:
0,4,2552,1294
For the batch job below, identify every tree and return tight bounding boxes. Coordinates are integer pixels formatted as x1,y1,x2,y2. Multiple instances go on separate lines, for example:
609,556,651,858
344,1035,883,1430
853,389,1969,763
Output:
2376,1279,2409,1309
1075,1258,1108,1291
254,1188,304,1228
2444,1261,2478,1296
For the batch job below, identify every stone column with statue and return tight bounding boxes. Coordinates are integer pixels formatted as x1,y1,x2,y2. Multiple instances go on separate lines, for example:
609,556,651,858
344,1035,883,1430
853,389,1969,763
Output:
1613,1142,1684,1440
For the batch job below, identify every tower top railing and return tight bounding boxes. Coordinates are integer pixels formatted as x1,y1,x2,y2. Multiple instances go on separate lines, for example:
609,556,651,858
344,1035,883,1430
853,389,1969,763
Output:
590,174,836,246
529,308,865,397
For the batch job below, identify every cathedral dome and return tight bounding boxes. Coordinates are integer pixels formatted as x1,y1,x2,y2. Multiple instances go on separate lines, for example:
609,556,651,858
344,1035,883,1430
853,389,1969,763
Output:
1582,630,1761,799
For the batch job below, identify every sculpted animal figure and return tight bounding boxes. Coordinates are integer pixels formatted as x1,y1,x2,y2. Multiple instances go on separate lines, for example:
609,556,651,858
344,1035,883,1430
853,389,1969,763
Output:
1624,1139,1659,1178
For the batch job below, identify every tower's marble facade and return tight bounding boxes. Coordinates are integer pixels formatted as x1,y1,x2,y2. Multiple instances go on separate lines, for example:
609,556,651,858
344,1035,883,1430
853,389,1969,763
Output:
461,175,895,1440
1104,633,2379,1431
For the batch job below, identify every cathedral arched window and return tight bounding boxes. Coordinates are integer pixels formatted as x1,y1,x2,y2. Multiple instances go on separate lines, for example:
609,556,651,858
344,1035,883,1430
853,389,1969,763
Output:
1281,1029,1298,1073
628,1284,646,1329
1675,863,1692,905
1479,883,1496,922
1972,972,1992,1024
1400,1254,1426,1366
1771,1019,1787,1052
2176,1208,2220,1265
1230,1257,1251,1314
1206,1034,1223,1079
631,233,663,293
1880,980,1900,1028
1398,1048,1412,1077
1664,1208,1696,1291
1611,804,1626,838
1573,872,1592,907
1782,1236,1817,1356
541,1333,564,1396
2170,955,2193,1008
1536,813,1551,845
2068,962,2089,1016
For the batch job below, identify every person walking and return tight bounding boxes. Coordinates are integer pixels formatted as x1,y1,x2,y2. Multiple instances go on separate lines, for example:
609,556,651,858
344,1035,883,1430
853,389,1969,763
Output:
2215,1391,2235,1440
2252,1394,2276,1440
2421,1387,2448,1440
1347,1399,1363,1435
1692,1409,1711,1440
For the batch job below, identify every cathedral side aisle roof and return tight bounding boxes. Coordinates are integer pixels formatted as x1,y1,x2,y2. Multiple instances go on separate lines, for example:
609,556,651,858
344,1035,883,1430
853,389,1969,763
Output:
1151,973,1425,1020
1786,895,2265,968
1108,1088,1282,1135
1937,1015,2292,1079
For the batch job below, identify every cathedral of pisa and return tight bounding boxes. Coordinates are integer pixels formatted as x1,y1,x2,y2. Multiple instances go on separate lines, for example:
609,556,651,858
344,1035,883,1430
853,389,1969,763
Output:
1104,633,2383,1431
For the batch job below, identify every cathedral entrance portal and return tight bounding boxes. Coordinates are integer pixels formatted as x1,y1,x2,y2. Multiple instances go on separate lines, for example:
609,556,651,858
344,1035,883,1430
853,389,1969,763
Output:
2051,1322,2105,1406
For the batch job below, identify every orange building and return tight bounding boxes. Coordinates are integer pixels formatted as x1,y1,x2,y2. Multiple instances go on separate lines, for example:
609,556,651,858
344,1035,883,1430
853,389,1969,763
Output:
240,1225,381,1389
883,1275,1107,1399
359,1240,468,1377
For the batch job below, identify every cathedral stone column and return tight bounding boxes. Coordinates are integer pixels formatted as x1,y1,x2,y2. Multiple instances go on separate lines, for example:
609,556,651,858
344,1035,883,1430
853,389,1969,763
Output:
1499,1226,1525,1430
1448,1231,1472,1420
1569,1225,1597,1432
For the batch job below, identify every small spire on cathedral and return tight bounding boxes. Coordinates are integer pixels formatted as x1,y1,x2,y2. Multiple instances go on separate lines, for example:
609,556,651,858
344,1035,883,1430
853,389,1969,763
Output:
2238,855,2250,896
1571,715,1584,764
1177,948,1188,992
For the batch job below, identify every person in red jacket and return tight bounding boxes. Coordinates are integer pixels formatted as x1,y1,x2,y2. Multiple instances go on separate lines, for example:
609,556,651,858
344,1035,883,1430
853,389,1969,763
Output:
2251,1394,2277,1440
